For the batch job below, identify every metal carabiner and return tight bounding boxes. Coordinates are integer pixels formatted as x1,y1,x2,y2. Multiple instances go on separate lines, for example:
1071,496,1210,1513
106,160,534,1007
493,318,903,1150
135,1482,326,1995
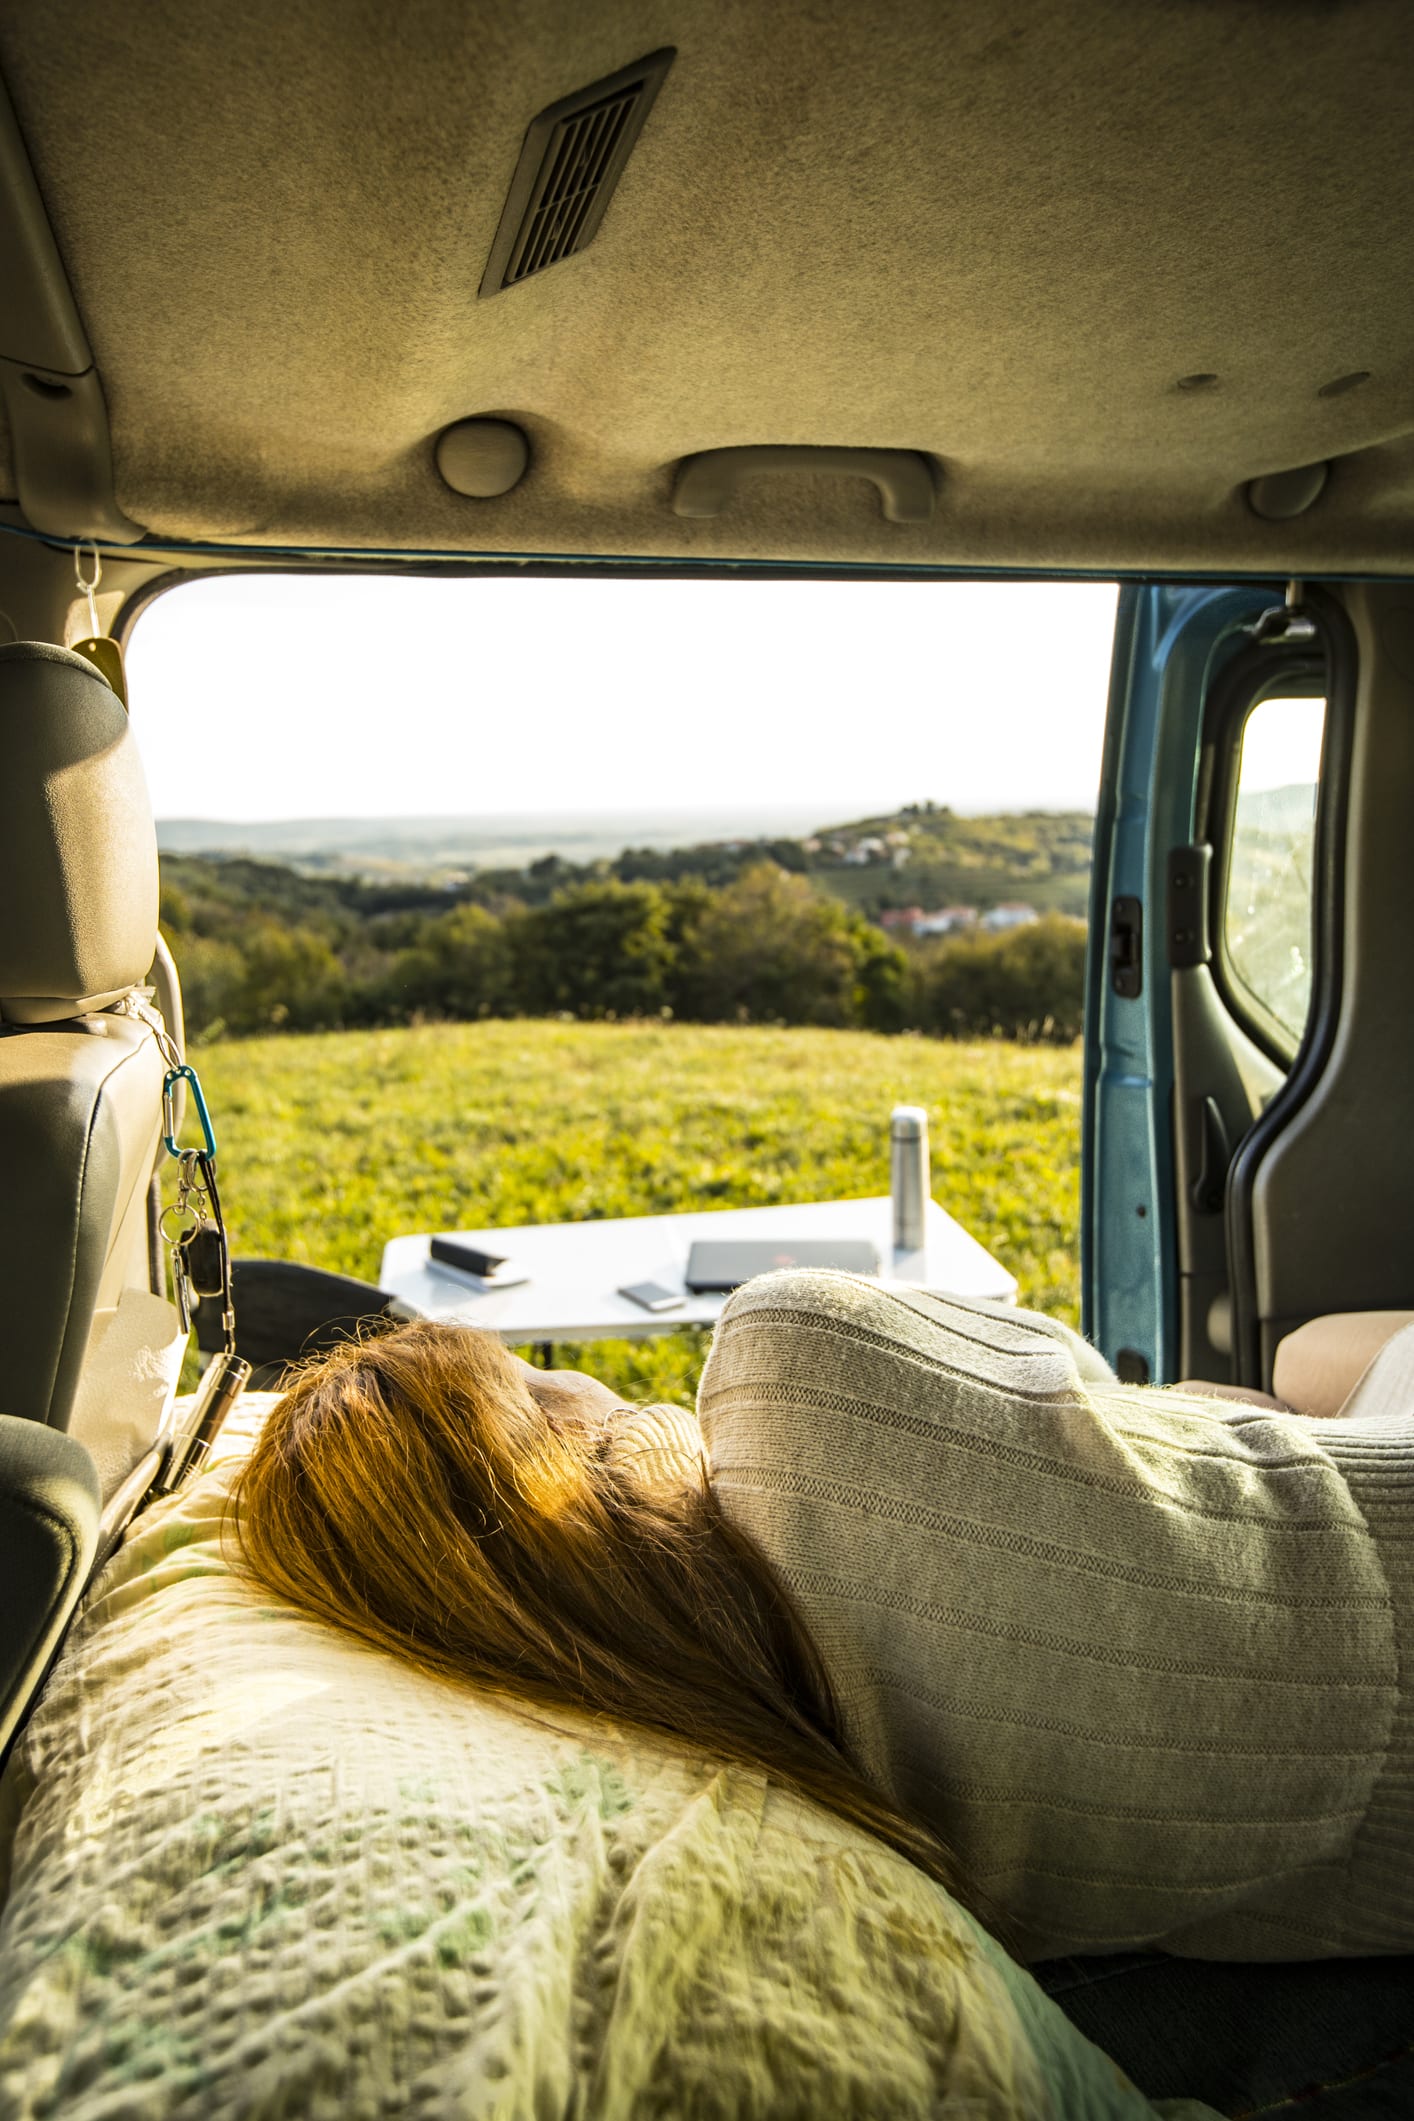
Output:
162,1064,218,1160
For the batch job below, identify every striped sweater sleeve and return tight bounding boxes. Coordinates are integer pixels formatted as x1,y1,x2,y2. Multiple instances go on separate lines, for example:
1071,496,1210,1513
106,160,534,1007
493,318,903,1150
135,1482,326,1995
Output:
698,1268,1412,1962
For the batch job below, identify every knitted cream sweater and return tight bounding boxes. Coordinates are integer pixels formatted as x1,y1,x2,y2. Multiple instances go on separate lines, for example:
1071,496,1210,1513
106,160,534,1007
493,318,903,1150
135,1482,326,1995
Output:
696,1270,1414,1963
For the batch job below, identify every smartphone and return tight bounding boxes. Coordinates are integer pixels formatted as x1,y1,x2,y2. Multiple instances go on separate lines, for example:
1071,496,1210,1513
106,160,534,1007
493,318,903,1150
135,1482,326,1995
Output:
618,1280,685,1313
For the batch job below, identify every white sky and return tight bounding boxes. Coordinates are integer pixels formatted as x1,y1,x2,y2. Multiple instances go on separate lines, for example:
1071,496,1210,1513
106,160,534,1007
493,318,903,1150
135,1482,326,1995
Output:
127,574,1124,823
1239,696,1326,792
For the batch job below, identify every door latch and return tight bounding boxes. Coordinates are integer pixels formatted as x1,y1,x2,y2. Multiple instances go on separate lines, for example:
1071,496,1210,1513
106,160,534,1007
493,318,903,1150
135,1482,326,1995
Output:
1109,896,1143,998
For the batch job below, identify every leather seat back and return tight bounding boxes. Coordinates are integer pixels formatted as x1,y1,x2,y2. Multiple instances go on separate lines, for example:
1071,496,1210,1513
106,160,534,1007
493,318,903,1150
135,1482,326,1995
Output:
0,642,174,1452
0,639,183,1758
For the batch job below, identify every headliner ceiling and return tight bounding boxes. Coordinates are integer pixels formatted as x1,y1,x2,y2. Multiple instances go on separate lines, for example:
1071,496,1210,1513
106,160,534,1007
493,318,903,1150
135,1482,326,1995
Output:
2,0,1414,572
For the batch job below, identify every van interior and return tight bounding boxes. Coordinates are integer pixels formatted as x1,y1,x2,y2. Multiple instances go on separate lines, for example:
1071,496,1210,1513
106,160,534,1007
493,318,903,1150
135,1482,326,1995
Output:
2,4,1414,2114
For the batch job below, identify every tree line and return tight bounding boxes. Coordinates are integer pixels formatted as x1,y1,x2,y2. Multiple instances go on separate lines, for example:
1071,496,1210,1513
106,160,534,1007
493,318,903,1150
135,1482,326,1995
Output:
160,856,1089,1045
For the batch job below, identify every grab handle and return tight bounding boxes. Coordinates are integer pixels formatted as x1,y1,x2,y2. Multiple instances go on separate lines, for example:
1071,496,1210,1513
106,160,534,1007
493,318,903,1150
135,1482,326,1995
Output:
672,446,937,524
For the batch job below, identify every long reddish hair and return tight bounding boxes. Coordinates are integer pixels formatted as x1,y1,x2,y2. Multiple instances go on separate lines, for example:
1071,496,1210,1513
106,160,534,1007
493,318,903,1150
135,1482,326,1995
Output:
233,1320,973,1902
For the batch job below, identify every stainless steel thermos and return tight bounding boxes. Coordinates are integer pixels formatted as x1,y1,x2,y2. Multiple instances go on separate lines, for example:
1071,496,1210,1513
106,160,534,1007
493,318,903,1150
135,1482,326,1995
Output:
155,1350,253,1493
890,1104,930,1253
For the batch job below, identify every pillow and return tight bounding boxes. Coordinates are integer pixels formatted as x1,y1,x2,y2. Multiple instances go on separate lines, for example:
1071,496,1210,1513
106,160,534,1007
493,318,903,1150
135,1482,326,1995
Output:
0,1392,1215,2118
1273,1311,1414,1419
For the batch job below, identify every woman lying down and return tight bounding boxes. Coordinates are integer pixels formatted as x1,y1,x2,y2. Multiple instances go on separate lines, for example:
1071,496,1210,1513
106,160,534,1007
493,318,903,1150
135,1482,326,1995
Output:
2,1272,1410,2119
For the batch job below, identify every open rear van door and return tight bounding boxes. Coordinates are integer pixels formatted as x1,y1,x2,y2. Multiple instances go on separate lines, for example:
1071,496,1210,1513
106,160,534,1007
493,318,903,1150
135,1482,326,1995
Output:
1085,576,1414,1393
1083,580,1328,1387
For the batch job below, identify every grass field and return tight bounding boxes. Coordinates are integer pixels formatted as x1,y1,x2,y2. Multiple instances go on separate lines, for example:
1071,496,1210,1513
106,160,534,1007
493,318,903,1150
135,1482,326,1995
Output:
190,1021,1083,1402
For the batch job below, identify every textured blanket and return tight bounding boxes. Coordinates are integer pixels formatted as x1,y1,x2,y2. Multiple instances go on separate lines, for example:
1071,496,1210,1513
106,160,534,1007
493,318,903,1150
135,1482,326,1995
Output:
0,1395,1216,2119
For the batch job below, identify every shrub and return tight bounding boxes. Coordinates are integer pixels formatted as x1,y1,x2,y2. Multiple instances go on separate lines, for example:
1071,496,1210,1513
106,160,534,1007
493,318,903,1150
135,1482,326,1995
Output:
511,879,676,1019
167,931,247,1042
673,863,904,1028
231,921,349,1034
910,915,1088,1042
386,902,515,1021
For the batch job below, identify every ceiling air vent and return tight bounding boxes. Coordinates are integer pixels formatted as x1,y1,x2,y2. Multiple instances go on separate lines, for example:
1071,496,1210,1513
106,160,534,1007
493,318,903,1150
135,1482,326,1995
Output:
479,49,675,297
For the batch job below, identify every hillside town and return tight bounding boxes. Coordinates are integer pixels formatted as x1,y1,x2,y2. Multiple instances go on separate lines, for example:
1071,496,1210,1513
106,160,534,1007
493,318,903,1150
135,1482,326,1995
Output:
879,902,1041,938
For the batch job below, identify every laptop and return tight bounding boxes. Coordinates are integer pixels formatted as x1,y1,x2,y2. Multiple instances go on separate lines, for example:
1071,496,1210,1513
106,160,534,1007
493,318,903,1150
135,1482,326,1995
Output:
684,1238,880,1294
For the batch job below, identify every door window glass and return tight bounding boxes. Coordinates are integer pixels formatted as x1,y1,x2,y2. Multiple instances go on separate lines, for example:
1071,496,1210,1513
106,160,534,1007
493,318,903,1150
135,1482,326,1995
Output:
1224,694,1325,1050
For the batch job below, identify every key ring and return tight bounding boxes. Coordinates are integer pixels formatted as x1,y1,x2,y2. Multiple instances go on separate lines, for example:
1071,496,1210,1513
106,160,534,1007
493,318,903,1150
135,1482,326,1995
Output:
159,1201,203,1246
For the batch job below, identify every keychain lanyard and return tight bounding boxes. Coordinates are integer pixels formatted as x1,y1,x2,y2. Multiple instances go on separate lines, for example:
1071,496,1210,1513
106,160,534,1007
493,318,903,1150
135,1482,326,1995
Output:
112,994,252,1490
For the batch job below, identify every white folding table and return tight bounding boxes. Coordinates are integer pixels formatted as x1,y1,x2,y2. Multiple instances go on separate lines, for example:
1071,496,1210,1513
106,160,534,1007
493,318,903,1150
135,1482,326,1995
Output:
380,1193,1017,1350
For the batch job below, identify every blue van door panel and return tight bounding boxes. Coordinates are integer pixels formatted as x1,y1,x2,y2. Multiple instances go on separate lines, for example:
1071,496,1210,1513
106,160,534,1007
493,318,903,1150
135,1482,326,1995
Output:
1082,582,1278,1382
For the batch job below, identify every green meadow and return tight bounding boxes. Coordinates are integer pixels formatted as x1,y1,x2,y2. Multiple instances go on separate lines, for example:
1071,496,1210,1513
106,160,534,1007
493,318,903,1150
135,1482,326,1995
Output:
191,1021,1083,1403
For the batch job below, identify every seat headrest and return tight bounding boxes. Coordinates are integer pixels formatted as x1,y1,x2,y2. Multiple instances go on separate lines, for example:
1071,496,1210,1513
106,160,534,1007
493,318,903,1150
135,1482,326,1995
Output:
0,642,159,1025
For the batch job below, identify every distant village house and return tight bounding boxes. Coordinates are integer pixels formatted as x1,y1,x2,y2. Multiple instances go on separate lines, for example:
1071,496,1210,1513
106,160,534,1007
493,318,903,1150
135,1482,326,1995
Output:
841,836,887,865
877,903,1040,939
913,906,981,937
